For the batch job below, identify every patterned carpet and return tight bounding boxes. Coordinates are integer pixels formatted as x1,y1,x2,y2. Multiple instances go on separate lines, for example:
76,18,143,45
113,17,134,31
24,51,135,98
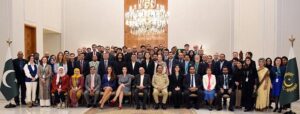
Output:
85,108,197,114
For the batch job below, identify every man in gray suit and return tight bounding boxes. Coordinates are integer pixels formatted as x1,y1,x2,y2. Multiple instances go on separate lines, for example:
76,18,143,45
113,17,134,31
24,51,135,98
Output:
84,66,101,108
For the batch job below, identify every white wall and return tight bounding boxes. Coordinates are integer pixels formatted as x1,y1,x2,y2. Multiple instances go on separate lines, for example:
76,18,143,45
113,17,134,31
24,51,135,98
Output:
43,32,61,55
168,0,233,56
63,0,124,52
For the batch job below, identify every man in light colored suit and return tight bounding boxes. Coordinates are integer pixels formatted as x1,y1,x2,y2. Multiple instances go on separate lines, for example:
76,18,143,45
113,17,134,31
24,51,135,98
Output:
84,66,101,108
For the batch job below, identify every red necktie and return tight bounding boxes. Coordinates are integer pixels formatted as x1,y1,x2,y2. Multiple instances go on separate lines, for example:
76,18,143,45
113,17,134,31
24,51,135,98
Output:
207,75,211,90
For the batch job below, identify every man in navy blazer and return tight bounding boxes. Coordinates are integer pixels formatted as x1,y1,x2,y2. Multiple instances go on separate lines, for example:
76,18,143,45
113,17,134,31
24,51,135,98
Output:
183,66,203,109
165,52,179,75
213,53,232,76
98,53,114,78
75,53,90,77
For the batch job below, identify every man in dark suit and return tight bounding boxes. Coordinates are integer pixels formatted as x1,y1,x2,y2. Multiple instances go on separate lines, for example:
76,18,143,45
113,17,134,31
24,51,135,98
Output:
183,66,203,109
216,67,236,111
75,53,90,77
98,52,114,78
127,54,140,76
12,51,28,106
87,44,102,61
181,55,194,75
141,52,155,79
67,53,77,76
134,67,151,110
165,52,179,75
214,53,232,76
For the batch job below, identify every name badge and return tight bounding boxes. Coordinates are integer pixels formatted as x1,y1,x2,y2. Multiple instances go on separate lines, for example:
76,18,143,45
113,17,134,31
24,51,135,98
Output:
276,78,279,83
245,77,249,82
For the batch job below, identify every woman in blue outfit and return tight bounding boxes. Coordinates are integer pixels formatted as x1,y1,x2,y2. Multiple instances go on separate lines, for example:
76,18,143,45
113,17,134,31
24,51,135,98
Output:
271,57,286,113
99,66,117,109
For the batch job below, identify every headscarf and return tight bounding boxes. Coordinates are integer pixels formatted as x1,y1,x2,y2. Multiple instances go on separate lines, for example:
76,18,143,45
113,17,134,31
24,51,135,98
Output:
56,66,65,85
72,68,81,87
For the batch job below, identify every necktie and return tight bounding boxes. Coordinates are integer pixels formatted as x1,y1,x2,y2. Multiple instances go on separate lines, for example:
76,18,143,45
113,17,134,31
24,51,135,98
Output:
208,75,211,90
195,63,199,74
80,60,83,74
169,60,172,75
91,75,95,89
105,61,108,70
224,75,228,89
185,62,188,74
190,75,194,87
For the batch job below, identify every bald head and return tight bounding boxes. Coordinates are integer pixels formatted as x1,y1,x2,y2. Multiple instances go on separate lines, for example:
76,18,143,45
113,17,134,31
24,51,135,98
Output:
17,51,23,59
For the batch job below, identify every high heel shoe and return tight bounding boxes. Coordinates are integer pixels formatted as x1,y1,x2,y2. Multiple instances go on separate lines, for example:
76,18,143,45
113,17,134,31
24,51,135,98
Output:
118,105,122,110
109,100,116,107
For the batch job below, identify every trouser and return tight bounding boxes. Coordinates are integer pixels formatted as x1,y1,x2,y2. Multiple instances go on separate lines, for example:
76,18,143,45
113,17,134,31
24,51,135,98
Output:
171,90,182,107
54,91,66,104
235,89,242,107
183,90,203,108
153,88,168,104
84,90,100,105
216,89,235,108
25,82,37,103
14,81,26,104
134,88,148,106
40,99,50,106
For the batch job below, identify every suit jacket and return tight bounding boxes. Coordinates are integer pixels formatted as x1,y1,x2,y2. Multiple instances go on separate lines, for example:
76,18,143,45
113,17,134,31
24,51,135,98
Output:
141,60,155,78
98,60,114,78
169,73,184,91
216,74,235,91
126,61,141,76
183,74,202,90
67,60,77,76
200,62,215,76
75,60,90,76
101,74,117,90
12,58,28,82
85,74,101,91
181,61,194,75
87,51,103,61
134,74,151,89
213,60,232,75
165,59,179,75
51,75,69,93
114,61,126,75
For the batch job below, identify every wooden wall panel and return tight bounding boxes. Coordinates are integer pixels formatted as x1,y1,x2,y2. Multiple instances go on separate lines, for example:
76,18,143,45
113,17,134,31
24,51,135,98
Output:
124,0,168,48
24,25,36,57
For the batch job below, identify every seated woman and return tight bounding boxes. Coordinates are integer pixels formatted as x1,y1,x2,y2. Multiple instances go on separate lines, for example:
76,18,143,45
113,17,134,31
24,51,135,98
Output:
69,68,84,107
110,67,133,109
203,68,216,111
169,65,183,108
99,66,117,109
51,67,69,109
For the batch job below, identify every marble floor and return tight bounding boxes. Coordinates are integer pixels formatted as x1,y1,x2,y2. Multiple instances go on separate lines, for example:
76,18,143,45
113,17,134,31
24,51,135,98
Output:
0,100,299,114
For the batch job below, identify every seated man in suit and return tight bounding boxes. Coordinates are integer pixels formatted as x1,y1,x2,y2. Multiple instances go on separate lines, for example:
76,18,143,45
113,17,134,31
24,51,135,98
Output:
183,66,203,109
83,66,101,108
216,67,235,111
134,67,151,110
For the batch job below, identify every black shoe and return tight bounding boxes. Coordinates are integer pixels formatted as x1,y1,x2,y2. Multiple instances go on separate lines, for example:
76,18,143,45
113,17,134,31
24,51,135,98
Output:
93,104,97,108
15,103,20,106
86,104,92,108
216,107,222,111
142,105,147,110
154,103,159,109
273,108,278,112
268,106,273,109
21,102,27,105
136,105,141,110
278,108,282,113
162,104,167,110
244,108,252,112
229,107,234,111
208,106,213,111
4,103,16,108
174,106,180,109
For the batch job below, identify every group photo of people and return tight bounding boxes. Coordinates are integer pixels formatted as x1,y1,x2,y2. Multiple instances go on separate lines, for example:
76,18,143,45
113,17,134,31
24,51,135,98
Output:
4,43,294,113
